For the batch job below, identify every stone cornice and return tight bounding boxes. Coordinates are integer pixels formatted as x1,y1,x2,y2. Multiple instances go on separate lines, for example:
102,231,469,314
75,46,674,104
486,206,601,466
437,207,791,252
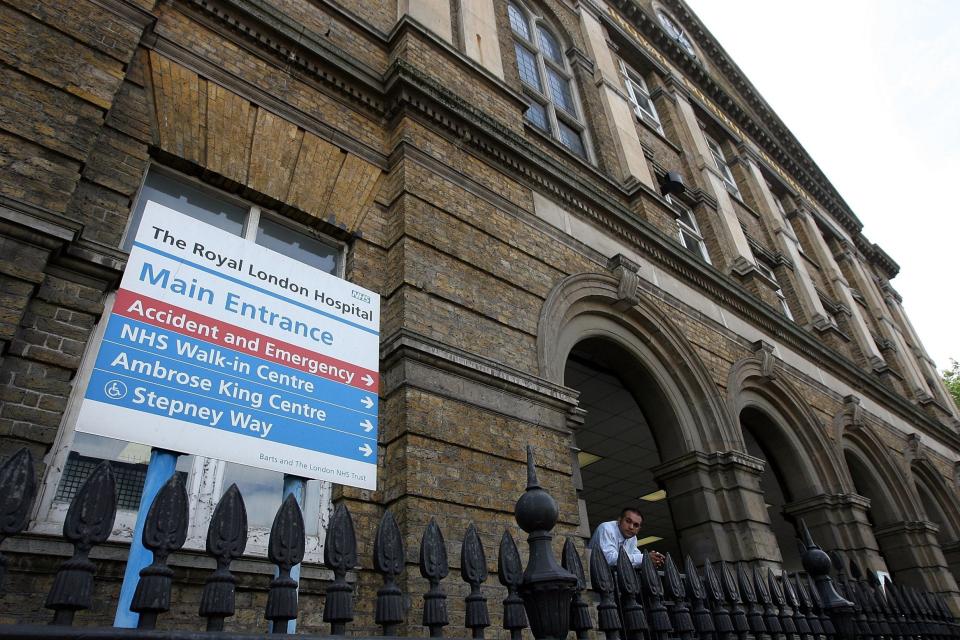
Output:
93,0,157,32
180,0,386,114
0,198,126,284
604,0,902,272
652,449,766,481
379,329,577,432
782,492,873,515
381,329,578,406
872,520,941,538
864,242,901,279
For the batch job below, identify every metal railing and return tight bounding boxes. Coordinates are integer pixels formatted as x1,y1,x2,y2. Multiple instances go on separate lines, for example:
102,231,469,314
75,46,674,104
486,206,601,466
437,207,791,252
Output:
0,445,957,639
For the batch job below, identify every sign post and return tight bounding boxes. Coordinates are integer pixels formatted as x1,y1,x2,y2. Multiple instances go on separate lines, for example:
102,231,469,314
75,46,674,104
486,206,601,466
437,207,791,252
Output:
113,448,180,628
74,202,380,625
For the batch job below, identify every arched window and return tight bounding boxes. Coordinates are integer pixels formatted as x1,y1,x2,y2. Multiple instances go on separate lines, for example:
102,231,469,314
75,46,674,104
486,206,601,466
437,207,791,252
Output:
507,1,591,160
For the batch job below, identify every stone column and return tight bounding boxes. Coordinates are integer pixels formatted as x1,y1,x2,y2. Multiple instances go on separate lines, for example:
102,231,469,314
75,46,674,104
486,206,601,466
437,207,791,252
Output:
835,247,933,401
667,85,755,275
578,7,655,188
941,539,960,586
788,206,886,372
873,520,960,607
739,151,832,330
460,0,505,79
654,450,781,565
784,493,889,574
883,285,959,417
399,0,452,43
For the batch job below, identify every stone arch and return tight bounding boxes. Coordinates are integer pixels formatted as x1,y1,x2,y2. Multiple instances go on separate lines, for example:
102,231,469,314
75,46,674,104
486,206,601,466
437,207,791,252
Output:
540,261,774,562
726,342,847,499
910,457,960,588
725,344,849,569
840,425,920,525
537,264,736,458
911,456,960,539
837,422,954,588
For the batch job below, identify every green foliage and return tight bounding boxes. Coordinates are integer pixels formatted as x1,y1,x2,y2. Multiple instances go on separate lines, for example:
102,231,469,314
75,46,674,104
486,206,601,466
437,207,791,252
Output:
943,359,960,409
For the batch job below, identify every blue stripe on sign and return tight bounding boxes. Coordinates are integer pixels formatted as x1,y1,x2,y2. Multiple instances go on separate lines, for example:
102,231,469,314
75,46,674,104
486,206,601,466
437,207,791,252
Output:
101,316,378,417
91,340,377,440
131,240,378,336
86,368,377,463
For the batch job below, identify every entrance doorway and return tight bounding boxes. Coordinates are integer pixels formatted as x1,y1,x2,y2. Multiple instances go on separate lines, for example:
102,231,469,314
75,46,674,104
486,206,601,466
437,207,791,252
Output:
843,449,896,576
739,407,801,570
564,338,681,560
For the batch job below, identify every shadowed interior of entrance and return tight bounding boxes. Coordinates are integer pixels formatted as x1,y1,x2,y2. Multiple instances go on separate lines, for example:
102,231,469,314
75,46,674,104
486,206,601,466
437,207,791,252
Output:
565,337,681,560
740,407,801,570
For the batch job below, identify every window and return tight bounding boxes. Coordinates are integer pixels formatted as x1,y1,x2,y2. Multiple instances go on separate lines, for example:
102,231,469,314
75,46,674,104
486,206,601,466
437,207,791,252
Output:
619,60,663,133
508,1,591,160
656,9,696,58
756,261,794,320
35,168,341,559
705,134,741,198
668,196,710,264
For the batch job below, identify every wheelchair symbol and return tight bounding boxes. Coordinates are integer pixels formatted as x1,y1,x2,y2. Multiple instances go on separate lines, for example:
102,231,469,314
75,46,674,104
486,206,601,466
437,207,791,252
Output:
104,380,127,400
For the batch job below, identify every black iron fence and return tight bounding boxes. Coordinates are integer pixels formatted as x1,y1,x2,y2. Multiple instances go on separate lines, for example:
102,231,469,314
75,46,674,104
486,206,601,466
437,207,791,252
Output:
0,445,957,639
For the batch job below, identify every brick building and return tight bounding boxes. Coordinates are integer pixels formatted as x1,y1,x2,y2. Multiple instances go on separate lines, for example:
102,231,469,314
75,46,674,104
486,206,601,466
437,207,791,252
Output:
1,0,959,631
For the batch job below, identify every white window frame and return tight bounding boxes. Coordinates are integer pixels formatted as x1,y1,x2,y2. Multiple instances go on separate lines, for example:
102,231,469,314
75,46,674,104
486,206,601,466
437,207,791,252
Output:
667,195,711,264
705,134,741,198
619,59,663,134
756,260,794,321
31,166,342,561
508,1,593,162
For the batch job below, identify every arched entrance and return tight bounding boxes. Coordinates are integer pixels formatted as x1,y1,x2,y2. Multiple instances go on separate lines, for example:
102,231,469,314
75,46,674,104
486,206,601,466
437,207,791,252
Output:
839,427,959,605
911,464,960,586
565,337,683,559
842,445,910,580
740,408,801,570
725,347,848,569
538,267,771,563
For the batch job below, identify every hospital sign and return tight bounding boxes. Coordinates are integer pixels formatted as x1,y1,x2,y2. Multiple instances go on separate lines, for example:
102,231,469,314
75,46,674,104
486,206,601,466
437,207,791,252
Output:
76,202,380,489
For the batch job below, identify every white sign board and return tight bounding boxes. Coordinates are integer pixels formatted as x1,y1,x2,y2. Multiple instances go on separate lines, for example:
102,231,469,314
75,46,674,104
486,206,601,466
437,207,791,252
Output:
76,202,380,489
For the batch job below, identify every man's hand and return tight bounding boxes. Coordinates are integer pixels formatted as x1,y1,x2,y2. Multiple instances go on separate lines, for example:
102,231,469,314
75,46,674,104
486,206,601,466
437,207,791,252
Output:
649,550,665,569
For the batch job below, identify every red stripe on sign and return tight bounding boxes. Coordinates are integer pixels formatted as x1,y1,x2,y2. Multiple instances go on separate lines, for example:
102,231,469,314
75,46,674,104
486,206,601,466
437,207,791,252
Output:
113,289,380,392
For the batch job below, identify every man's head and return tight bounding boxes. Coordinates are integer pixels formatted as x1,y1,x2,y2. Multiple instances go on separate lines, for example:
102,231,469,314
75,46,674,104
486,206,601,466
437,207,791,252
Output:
617,507,643,538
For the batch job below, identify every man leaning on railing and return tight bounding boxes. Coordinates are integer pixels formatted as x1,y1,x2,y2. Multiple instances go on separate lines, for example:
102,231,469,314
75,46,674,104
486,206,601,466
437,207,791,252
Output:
588,506,666,569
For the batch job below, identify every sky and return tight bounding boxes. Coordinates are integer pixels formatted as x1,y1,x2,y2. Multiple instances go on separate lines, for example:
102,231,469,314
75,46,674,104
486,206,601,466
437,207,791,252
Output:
684,0,960,372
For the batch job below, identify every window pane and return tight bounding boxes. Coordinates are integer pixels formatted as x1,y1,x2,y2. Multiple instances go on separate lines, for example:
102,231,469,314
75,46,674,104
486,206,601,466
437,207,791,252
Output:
658,11,682,40
220,463,325,535
221,462,284,529
676,208,696,230
546,68,575,115
525,100,549,131
537,26,562,64
302,479,325,536
56,432,193,510
124,171,246,250
631,86,653,113
508,3,529,39
557,121,586,159
706,137,723,158
779,295,794,320
515,43,542,91
680,230,705,260
257,216,338,274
